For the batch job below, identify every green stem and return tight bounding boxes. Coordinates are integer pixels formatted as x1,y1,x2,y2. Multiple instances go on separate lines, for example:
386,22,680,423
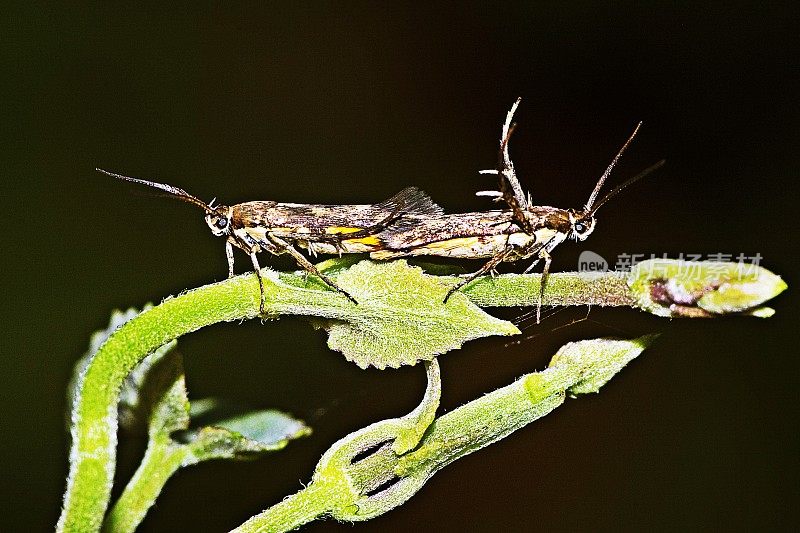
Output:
235,337,652,531
103,438,188,533
57,273,347,532
460,270,634,307
234,482,338,532
394,373,567,476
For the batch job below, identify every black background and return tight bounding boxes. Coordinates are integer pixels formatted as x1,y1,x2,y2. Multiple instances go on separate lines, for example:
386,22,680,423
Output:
4,3,798,532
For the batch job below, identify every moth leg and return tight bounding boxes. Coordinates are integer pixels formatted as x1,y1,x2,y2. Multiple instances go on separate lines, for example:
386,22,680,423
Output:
226,241,235,278
523,258,541,274
269,237,358,304
536,250,552,324
488,218,520,229
443,245,517,303
488,228,516,279
249,251,267,315
518,236,556,323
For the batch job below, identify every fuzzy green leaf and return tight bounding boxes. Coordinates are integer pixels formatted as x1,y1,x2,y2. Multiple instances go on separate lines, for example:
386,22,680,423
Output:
545,335,657,395
313,260,520,368
183,408,311,462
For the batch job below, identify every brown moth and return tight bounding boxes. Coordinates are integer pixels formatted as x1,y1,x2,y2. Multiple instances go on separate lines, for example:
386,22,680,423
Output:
373,99,663,321
98,168,443,312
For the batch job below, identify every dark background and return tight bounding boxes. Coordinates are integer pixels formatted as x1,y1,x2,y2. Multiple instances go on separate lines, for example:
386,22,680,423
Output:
4,3,798,532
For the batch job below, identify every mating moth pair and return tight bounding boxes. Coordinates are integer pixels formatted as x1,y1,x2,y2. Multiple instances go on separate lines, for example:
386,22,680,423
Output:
99,100,661,319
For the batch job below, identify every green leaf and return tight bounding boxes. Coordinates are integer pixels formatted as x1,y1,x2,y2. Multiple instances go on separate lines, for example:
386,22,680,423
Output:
545,335,657,395
183,407,311,462
214,409,311,445
188,398,311,452
312,260,520,368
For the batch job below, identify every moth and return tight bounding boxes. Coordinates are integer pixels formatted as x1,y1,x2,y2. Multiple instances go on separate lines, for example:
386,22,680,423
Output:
98,168,443,312
373,99,663,321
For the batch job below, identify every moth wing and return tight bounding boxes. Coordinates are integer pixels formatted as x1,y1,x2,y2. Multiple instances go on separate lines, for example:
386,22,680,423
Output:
377,212,454,249
374,186,444,217
371,186,444,232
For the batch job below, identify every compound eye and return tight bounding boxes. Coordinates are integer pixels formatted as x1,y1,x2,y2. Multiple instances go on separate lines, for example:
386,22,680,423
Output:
574,222,587,234
215,218,228,230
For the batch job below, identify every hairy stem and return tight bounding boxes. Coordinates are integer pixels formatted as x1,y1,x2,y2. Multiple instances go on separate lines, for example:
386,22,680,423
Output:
102,438,188,533
58,259,784,531
460,270,634,307
58,272,347,532
236,482,338,533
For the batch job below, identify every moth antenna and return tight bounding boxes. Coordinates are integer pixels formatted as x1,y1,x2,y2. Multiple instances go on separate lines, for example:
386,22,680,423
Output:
498,100,528,210
584,121,642,211
489,98,537,233
97,168,212,212
589,159,666,214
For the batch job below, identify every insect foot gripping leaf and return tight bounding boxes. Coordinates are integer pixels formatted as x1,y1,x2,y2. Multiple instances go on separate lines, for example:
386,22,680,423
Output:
310,260,520,369
627,259,788,318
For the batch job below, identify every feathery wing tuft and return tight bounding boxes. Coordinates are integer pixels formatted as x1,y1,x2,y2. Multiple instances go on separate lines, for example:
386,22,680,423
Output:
375,186,444,217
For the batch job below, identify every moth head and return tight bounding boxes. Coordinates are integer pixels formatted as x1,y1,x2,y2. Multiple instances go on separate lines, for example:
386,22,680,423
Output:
205,207,232,237
570,210,596,241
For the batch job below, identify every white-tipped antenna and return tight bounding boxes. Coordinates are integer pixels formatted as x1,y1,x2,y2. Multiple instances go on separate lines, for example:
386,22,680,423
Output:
475,190,504,198
97,168,213,213
500,98,528,210
478,98,536,230
584,121,642,211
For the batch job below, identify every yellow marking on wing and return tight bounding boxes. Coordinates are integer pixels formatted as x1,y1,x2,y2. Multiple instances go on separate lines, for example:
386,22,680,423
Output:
324,226,380,246
325,226,365,234
344,235,381,246
532,228,558,242
393,237,495,259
